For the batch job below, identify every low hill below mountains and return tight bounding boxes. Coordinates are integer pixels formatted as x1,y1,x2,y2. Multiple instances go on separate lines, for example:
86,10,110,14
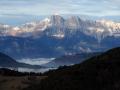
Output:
25,47,120,90
0,52,42,69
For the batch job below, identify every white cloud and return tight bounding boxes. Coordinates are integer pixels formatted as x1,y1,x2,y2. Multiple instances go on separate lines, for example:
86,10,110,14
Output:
17,58,55,65
0,0,119,16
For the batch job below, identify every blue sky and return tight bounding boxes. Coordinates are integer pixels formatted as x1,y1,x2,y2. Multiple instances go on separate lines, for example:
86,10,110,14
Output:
0,0,120,17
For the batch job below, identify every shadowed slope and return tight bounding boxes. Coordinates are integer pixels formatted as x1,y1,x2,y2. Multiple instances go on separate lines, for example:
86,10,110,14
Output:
25,47,120,90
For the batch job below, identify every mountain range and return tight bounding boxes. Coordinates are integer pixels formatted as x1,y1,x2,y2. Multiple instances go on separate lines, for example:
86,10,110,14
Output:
0,14,120,59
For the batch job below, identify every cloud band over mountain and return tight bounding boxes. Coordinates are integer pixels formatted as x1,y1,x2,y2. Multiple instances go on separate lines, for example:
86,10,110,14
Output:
0,0,119,16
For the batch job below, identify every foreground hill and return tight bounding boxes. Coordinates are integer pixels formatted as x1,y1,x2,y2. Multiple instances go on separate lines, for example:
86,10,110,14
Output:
25,47,120,90
0,52,42,69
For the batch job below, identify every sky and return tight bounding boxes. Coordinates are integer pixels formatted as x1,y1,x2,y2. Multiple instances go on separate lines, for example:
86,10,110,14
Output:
0,0,120,17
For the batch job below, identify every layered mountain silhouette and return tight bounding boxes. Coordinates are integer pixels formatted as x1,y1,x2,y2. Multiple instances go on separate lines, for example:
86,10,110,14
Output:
25,47,120,90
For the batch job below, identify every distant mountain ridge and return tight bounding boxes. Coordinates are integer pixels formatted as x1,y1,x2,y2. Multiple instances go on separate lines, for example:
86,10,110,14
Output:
0,15,120,41
0,15,119,59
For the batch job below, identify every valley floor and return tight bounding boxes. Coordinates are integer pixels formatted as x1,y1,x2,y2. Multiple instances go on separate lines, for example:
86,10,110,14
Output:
0,75,47,90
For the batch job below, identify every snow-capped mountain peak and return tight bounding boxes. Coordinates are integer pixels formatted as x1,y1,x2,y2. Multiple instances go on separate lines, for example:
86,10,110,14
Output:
0,15,119,42
42,18,51,23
